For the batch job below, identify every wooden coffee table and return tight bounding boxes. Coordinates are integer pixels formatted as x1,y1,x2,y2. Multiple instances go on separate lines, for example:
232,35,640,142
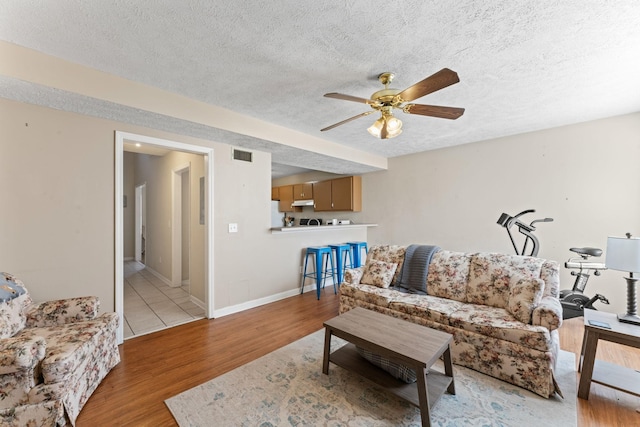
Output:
322,307,455,427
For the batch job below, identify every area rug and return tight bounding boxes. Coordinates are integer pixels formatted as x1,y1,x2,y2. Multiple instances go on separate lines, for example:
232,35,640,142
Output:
166,330,577,426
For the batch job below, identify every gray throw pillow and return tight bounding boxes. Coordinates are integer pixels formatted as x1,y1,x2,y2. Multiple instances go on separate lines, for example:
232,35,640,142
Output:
356,346,418,383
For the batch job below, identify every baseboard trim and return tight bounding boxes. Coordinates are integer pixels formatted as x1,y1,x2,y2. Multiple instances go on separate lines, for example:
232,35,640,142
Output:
144,266,173,287
190,295,205,310
211,280,337,319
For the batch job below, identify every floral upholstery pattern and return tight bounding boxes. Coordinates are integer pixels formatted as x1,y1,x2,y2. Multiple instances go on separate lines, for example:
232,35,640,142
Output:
26,296,100,327
426,251,471,302
0,279,31,339
532,296,563,330
363,245,407,285
448,304,551,352
508,277,544,323
0,400,62,427
338,282,398,307
343,267,364,286
360,260,398,288
389,293,463,325
0,276,120,426
540,261,561,298
467,253,545,309
338,247,563,398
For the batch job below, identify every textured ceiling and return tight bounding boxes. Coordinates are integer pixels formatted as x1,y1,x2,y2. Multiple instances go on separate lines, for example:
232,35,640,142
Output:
1,1,640,178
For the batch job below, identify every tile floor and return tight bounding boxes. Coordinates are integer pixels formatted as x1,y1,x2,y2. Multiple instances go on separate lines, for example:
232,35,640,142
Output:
123,260,205,339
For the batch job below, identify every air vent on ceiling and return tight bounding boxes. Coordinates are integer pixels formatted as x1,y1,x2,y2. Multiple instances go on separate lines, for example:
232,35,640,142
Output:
232,148,253,163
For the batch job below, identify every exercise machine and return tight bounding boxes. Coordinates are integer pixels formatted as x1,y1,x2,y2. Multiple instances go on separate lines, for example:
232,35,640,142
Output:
496,209,553,257
497,210,608,318
560,247,609,319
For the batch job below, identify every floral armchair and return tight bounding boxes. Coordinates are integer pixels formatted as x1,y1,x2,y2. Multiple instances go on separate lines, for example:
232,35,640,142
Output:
0,272,120,426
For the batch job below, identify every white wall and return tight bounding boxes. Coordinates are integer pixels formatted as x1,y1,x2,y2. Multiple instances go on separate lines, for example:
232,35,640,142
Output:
132,151,205,300
4,95,638,318
0,97,369,315
350,113,640,315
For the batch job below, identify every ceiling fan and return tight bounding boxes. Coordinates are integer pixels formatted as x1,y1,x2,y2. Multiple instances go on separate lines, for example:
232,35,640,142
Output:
321,68,465,139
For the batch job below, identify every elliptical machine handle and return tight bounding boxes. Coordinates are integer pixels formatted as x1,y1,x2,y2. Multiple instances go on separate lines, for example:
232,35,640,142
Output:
531,217,554,227
497,209,536,229
514,209,536,218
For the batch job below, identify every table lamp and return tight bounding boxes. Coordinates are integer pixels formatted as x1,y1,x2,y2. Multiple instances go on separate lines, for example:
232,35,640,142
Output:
605,233,640,325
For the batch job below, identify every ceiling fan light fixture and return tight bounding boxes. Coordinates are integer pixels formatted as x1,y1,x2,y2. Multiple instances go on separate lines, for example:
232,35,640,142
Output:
367,113,402,139
323,68,462,138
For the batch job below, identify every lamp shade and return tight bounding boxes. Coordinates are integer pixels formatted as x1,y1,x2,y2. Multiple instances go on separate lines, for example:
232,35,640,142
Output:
605,236,640,273
367,113,402,139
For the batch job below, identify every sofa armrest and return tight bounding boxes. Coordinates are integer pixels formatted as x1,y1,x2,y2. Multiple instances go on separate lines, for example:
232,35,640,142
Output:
343,267,364,285
532,296,563,331
0,335,46,374
25,296,100,327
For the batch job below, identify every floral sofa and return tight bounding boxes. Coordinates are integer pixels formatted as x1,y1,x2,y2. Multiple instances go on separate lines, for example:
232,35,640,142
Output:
339,245,564,398
0,272,120,426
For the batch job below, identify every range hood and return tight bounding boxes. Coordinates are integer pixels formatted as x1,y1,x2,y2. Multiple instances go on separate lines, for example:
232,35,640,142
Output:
291,199,314,207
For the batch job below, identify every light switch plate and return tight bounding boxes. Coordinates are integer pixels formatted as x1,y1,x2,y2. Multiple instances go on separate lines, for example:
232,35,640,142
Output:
228,223,238,233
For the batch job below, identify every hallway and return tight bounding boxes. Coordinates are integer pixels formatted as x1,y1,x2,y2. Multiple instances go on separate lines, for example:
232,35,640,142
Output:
123,260,205,339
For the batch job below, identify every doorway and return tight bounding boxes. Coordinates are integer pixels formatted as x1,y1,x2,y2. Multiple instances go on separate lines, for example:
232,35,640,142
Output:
115,131,214,344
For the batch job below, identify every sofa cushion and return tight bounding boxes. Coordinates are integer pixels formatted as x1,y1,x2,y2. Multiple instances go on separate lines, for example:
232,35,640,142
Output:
365,245,407,286
339,282,399,308
449,304,551,352
467,253,545,309
361,260,398,288
426,251,471,302
18,317,114,384
508,277,544,323
389,294,464,325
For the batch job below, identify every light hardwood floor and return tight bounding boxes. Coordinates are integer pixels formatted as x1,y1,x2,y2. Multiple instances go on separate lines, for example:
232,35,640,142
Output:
78,292,640,426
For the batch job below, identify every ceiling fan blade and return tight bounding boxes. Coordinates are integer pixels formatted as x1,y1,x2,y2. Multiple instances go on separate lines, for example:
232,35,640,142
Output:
321,111,375,132
404,104,465,120
324,92,375,104
395,68,460,103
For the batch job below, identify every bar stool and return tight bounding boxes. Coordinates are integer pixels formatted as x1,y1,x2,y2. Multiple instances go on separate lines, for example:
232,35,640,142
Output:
300,246,336,300
347,241,368,268
328,243,354,285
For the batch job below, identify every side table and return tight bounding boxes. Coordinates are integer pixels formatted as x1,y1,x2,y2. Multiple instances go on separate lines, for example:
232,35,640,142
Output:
577,309,640,399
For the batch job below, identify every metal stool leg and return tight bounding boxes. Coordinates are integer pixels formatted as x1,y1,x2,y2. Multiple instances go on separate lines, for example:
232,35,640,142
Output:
315,250,323,300
300,251,310,294
341,248,353,283
326,251,337,294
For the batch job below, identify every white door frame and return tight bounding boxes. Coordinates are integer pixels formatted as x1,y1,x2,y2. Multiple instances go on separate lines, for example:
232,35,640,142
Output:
134,183,146,263
115,131,214,344
171,164,190,286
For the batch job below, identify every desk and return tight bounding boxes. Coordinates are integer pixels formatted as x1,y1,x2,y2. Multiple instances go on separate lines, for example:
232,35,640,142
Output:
578,309,640,399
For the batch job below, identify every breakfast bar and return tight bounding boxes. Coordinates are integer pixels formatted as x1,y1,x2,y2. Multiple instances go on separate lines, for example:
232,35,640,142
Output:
271,223,377,233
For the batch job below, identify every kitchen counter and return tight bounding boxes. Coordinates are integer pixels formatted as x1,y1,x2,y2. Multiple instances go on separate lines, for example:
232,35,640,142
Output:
271,223,377,233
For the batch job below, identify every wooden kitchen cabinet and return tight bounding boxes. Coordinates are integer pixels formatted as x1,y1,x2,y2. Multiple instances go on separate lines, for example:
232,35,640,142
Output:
271,186,280,201
293,183,313,200
313,176,361,212
277,185,294,212
312,180,332,211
